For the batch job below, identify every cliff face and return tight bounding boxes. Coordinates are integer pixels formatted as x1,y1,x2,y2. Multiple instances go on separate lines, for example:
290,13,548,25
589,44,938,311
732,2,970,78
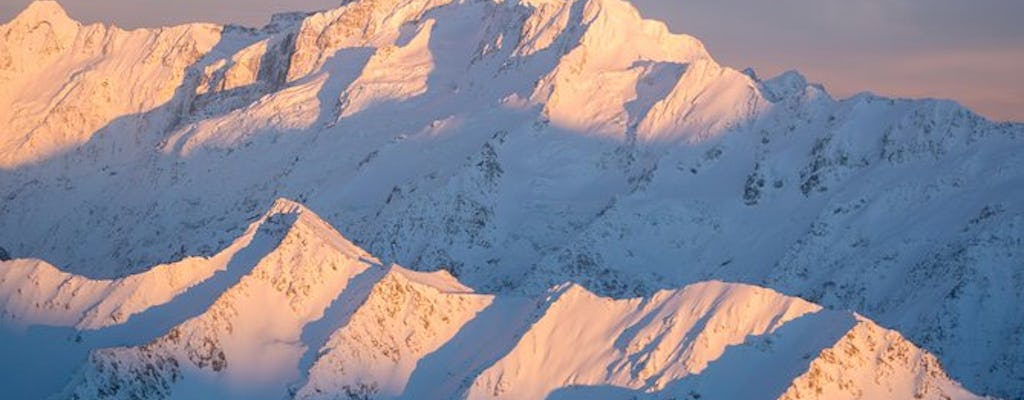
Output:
1,0,1022,398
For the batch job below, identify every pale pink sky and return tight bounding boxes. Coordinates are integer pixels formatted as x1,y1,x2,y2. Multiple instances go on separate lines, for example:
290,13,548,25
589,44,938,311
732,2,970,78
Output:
2,0,1021,122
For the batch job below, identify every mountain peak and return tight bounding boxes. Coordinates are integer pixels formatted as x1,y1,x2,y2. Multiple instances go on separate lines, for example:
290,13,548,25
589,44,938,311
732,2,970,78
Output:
574,0,711,63
10,1,74,26
266,197,309,216
2,0,80,61
758,69,830,103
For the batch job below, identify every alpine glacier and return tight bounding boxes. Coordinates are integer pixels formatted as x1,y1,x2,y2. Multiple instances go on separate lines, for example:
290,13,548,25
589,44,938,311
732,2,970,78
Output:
0,0,1021,398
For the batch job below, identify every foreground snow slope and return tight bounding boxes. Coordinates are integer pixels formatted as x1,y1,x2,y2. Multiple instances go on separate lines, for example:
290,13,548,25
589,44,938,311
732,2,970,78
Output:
60,199,383,400
0,0,1022,397
0,199,980,399
0,199,301,331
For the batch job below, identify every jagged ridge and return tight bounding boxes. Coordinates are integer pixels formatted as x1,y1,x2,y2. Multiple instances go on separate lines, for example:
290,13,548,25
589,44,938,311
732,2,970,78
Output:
0,199,981,400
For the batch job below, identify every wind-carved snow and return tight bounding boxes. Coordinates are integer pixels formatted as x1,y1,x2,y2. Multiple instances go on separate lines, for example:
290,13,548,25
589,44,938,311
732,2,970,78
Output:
0,0,1022,398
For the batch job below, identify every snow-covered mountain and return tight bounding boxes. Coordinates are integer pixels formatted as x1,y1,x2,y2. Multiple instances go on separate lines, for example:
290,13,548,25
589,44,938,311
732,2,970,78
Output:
0,0,1021,398
1,199,980,399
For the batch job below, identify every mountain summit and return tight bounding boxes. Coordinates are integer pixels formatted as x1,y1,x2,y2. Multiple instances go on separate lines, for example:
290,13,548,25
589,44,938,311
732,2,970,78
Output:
10,0,74,25
0,0,1022,398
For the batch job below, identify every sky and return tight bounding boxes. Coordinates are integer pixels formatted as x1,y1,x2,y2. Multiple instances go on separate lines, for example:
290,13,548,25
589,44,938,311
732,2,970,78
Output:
1,0,1021,122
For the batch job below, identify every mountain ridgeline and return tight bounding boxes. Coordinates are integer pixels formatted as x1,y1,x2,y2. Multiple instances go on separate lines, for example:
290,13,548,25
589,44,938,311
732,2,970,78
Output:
0,0,1021,398
2,199,982,399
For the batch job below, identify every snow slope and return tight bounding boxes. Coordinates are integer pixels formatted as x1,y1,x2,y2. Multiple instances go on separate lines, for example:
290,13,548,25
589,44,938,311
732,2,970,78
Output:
58,199,382,400
0,199,980,399
470,285,977,400
0,0,1022,397
0,199,301,331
